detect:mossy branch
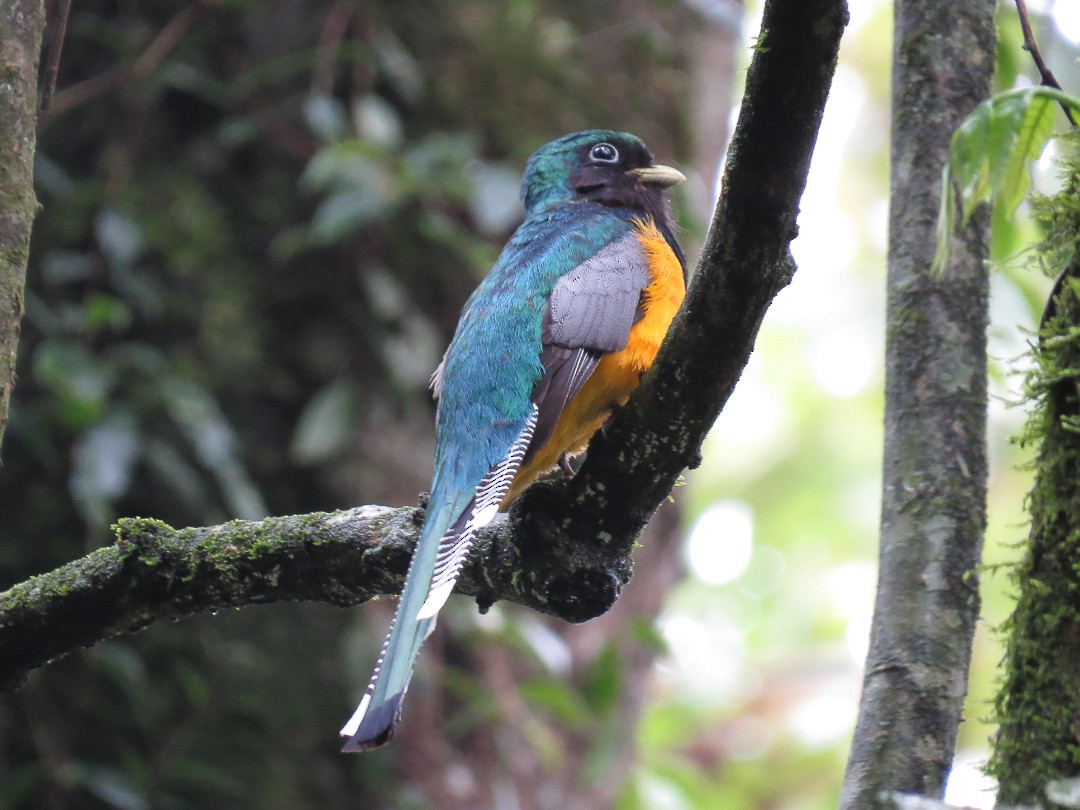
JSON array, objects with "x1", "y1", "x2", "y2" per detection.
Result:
[
  {"x1": 0, "y1": 503, "x2": 643, "y2": 691},
  {"x1": 989, "y1": 139, "x2": 1080, "y2": 807},
  {"x1": 0, "y1": 0, "x2": 847, "y2": 692}
]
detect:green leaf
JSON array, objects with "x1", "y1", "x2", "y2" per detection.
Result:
[
  {"x1": 948, "y1": 99, "x2": 992, "y2": 210},
  {"x1": 352, "y1": 94, "x2": 403, "y2": 148},
  {"x1": 999, "y1": 90, "x2": 1055, "y2": 216},
  {"x1": 518, "y1": 680, "x2": 589, "y2": 726},
  {"x1": 984, "y1": 93, "x2": 1017, "y2": 196},
  {"x1": 301, "y1": 141, "x2": 386, "y2": 192},
  {"x1": 33, "y1": 340, "x2": 112, "y2": 428},
  {"x1": 933, "y1": 166, "x2": 956, "y2": 274},
  {"x1": 71, "y1": 409, "x2": 141, "y2": 531},
  {"x1": 584, "y1": 646, "x2": 623, "y2": 715},
  {"x1": 303, "y1": 95, "x2": 348, "y2": 143},
  {"x1": 65, "y1": 764, "x2": 149, "y2": 810},
  {"x1": 95, "y1": 210, "x2": 144, "y2": 267},
  {"x1": 933, "y1": 86, "x2": 1080, "y2": 274},
  {"x1": 289, "y1": 377, "x2": 360, "y2": 465},
  {"x1": 164, "y1": 378, "x2": 268, "y2": 519},
  {"x1": 85, "y1": 293, "x2": 134, "y2": 333},
  {"x1": 310, "y1": 188, "x2": 393, "y2": 242}
]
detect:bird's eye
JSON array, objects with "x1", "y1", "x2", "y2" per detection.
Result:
[{"x1": 589, "y1": 143, "x2": 619, "y2": 163}]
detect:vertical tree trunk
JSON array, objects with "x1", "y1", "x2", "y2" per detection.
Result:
[
  {"x1": 990, "y1": 150, "x2": 1080, "y2": 807},
  {"x1": 0, "y1": 0, "x2": 44, "y2": 463},
  {"x1": 840, "y1": 2, "x2": 995, "y2": 806}
]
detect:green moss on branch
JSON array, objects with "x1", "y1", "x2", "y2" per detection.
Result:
[
  {"x1": 991, "y1": 139, "x2": 1080, "y2": 807},
  {"x1": 0, "y1": 502, "x2": 645, "y2": 690},
  {"x1": 0, "y1": 0, "x2": 847, "y2": 697}
]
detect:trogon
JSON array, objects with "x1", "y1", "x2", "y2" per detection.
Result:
[{"x1": 340, "y1": 130, "x2": 686, "y2": 752}]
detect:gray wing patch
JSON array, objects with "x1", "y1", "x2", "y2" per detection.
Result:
[
  {"x1": 525, "y1": 233, "x2": 650, "y2": 462},
  {"x1": 544, "y1": 233, "x2": 649, "y2": 352}
]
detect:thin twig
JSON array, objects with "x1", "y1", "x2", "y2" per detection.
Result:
[
  {"x1": 1017, "y1": 0, "x2": 1079, "y2": 330},
  {"x1": 131, "y1": 4, "x2": 205, "y2": 77},
  {"x1": 310, "y1": 3, "x2": 353, "y2": 99},
  {"x1": 38, "y1": 0, "x2": 72, "y2": 113},
  {"x1": 42, "y1": 4, "x2": 206, "y2": 121},
  {"x1": 1015, "y1": 0, "x2": 1079, "y2": 127}
]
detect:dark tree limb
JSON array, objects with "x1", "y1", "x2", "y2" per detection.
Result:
[
  {"x1": 38, "y1": 0, "x2": 71, "y2": 113},
  {"x1": 0, "y1": 0, "x2": 847, "y2": 692},
  {"x1": 0, "y1": 506, "x2": 638, "y2": 691},
  {"x1": 840, "y1": 1, "x2": 995, "y2": 806}
]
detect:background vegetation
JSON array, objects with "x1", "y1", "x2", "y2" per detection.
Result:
[{"x1": 2, "y1": 0, "x2": 1079, "y2": 808}]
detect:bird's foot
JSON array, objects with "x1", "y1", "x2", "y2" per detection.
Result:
[{"x1": 559, "y1": 453, "x2": 575, "y2": 478}]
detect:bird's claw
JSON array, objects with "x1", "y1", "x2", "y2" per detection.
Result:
[{"x1": 559, "y1": 454, "x2": 575, "y2": 478}]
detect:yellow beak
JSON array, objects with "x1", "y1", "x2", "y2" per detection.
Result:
[{"x1": 631, "y1": 164, "x2": 686, "y2": 188}]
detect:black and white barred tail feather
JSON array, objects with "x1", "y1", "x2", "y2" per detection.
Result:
[
  {"x1": 339, "y1": 406, "x2": 538, "y2": 752},
  {"x1": 418, "y1": 407, "x2": 537, "y2": 619}
]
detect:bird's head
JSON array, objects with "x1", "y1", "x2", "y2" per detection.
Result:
[{"x1": 521, "y1": 130, "x2": 684, "y2": 217}]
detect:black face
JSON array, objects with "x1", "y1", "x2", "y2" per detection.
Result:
[{"x1": 568, "y1": 136, "x2": 667, "y2": 217}]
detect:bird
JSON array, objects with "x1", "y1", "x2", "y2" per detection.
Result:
[{"x1": 339, "y1": 129, "x2": 686, "y2": 752}]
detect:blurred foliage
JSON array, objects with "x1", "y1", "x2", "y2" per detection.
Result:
[
  {"x1": 5, "y1": 0, "x2": 1074, "y2": 807},
  {"x1": 934, "y1": 86, "x2": 1080, "y2": 275},
  {"x1": 1, "y1": 0, "x2": 695, "y2": 807}
]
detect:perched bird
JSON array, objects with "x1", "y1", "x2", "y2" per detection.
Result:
[{"x1": 340, "y1": 130, "x2": 686, "y2": 752}]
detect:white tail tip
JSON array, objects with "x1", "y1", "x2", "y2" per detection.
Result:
[
  {"x1": 472, "y1": 503, "x2": 499, "y2": 529},
  {"x1": 339, "y1": 693, "x2": 372, "y2": 738},
  {"x1": 416, "y1": 581, "x2": 455, "y2": 621}
]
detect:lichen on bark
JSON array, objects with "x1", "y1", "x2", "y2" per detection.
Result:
[
  {"x1": 840, "y1": 1, "x2": 994, "y2": 806},
  {"x1": 990, "y1": 136, "x2": 1080, "y2": 807},
  {"x1": 0, "y1": 0, "x2": 45, "y2": 462}
]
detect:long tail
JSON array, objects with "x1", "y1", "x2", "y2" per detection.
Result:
[
  {"x1": 339, "y1": 405, "x2": 538, "y2": 752},
  {"x1": 338, "y1": 486, "x2": 470, "y2": 752}
]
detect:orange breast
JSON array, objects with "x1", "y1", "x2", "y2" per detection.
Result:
[{"x1": 503, "y1": 217, "x2": 686, "y2": 505}]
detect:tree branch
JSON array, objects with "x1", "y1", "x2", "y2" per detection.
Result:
[
  {"x1": 0, "y1": 0, "x2": 848, "y2": 691},
  {"x1": 0, "y1": 505, "x2": 644, "y2": 691},
  {"x1": 38, "y1": 0, "x2": 71, "y2": 113},
  {"x1": 40, "y1": 3, "x2": 207, "y2": 122},
  {"x1": 1014, "y1": 0, "x2": 1079, "y2": 127}
]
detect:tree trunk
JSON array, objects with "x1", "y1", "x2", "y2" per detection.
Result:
[
  {"x1": 840, "y1": 1, "x2": 994, "y2": 806},
  {"x1": 0, "y1": 0, "x2": 44, "y2": 463},
  {"x1": 990, "y1": 146, "x2": 1080, "y2": 808}
]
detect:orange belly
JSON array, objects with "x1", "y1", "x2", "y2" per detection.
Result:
[{"x1": 503, "y1": 217, "x2": 685, "y2": 505}]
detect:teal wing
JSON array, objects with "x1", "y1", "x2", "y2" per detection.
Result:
[{"x1": 340, "y1": 204, "x2": 639, "y2": 751}]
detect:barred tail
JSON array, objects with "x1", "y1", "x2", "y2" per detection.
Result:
[{"x1": 339, "y1": 405, "x2": 537, "y2": 752}]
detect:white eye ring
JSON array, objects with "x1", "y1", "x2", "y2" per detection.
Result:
[{"x1": 589, "y1": 143, "x2": 619, "y2": 163}]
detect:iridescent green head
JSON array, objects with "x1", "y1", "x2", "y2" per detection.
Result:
[{"x1": 521, "y1": 130, "x2": 684, "y2": 216}]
